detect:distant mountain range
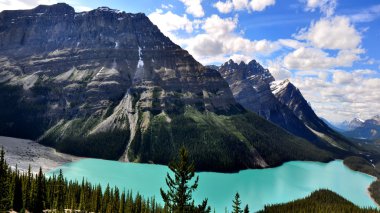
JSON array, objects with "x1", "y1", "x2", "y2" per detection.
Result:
[
  {"x1": 0, "y1": 3, "x2": 360, "y2": 171},
  {"x1": 334, "y1": 116, "x2": 380, "y2": 140}
]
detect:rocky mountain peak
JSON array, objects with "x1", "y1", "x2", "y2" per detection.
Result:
[
  {"x1": 95, "y1": 6, "x2": 123, "y2": 14},
  {"x1": 0, "y1": 3, "x2": 360, "y2": 171},
  {"x1": 219, "y1": 59, "x2": 274, "y2": 84},
  {"x1": 34, "y1": 3, "x2": 75, "y2": 14},
  {"x1": 349, "y1": 118, "x2": 365, "y2": 129},
  {"x1": 270, "y1": 79, "x2": 291, "y2": 95}
]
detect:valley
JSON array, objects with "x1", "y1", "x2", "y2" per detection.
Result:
[{"x1": 0, "y1": 1, "x2": 379, "y2": 212}]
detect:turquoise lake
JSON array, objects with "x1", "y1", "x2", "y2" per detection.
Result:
[{"x1": 47, "y1": 159, "x2": 378, "y2": 212}]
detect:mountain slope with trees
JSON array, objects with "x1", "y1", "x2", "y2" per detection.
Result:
[{"x1": 0, "y1": 3, "x2": 345, "y2": 172}]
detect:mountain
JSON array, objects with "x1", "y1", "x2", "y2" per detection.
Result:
[
  {"x1": 0, "y1": 3, "x2": 336, "y2": 172},
  {"x1": 348, "y1": 118, "x2": 365, "y2": 130},
  {"x1": 343, "y1": 115, "x2": 380, "y2": 140},
  {"x1": 218, "y1": 60, "x2": 321, "y2": 144},
  {"x1": 218, "y1": 59, "x2": 357, "y2": 153}
]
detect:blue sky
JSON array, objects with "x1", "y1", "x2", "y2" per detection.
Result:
[{"x1": 0, "y1": 0, "x2": 379, "y2": 123}]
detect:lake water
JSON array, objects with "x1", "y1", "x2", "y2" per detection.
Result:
[{"x1": 47, "y1": 159, "x2": 378, "y2": 212}]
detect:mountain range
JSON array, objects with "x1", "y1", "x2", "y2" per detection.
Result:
[
  {"x1": 216, "y1": 60, "x2": 356, "y2": 153},
  {"x1": 336, "y1": 116, "x2": 380, "y2": 140},
  {"x1": 0, "y1": 3, "x2": 359, "y2": 172}
]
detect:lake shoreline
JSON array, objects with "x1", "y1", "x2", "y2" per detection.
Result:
[
  {"x1": 1, "y1": 136, "x2": 378, "y2": 211},
  {"x1": 0, "y1": 136, "x2": 81, "y2": 173},
  {"x1": 343, "y1": 156, "x2": 380, "y2": 207}
]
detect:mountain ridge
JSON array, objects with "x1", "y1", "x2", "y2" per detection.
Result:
[
  {"x1": 0, "y1": 3, "x2": 358, "y2": 172},
  {"x1": 217, "y1": 59, "x2": 357, "y2": 154}
]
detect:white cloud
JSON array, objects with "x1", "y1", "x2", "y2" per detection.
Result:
[
  {"x1": 296, "y1": 16, "x2": 361, "y2": 50},
  {"x1": 148, "y1": 9, "x2": 194, "y2": 35},
  {"x1": 229, "y1": 54, "x2": 252, "y2": 63},
  {"x1": 283, "y1": 16, "x2": 364, "y2": 71},
  {"x1": 149, "y1": 12, "x2": 279, "y2": 64},
  {"x1": 278, "y1": 39, "x2": 305, "y2": 49},
  {"x1": 214, "y1": 1, "x2": 234, "y2": 13},
  {"x1": 179, "y1": 0, "x2": 205, "y2": 17},
  {"x1": 350, "y1": 4, "x2": 380, "y2": 23},
  {"x1": 304, "y1": 0, "x2": 337, "y2": 17},
  {"x1": 0, "y1": 0, "x2": 91, "y2": 12},
  {"x1": 161, "y1": 4, "x2": 174, "y2": 9},
  {"x1": 181, "y1": 14, "x2": 280, "y2": 64},
  {"x1": 291, "y1": 69, "x2": 380, "y2": 122},
  {"x1": 213, "y1": 0, "x2": 275, "y2": 13},
  {"x1": 283, "y1": 47, "x2": 363, "y2": 71},
  {"x1": 202, "y1": 14, "x2": 237, "y2": 37},
  {"x1": 332, "y1": 70, "x2": 352, "y2": 84},
  {"x1": 190, "y1": 34, "x2": 224, "y2": 56},
  {"x1": 249, "y1": 0, "x2": 275, "y2": 12},
  {"x1": 267, "y1": 59, "x2": 291, "y2": 80}
]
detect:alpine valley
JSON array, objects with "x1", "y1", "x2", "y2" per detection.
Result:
[{"x1": 0, "y1": 3, "x2": 360, "y2": 173}]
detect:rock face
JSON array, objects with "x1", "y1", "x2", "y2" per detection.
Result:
[
  {"x1": 0, "y1": 4, "x2": 350, "y2": 171},
  {"x1": 270, "y1": 79, "x2": 356, "y2": 151},
  {"x1": 219, "y1": 60, "x2": 320, "y2": 144},
  {"x1": 218, "y1": 59, "x2": 357, "y2": 153},
  {"x1": 343, "y1": 116, "x2": 380, "y2": 140}
]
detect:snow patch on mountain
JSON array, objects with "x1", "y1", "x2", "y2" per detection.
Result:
[{"x1": 270, "y1": 79, "x2": 290, "y2": 95}]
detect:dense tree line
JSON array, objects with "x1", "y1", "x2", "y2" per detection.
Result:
[
  {"x1": 259, "y1": 189, "x2": 379, "y2": 213},
  {"x1": 0, "y1": 147, "x2": 165, "y2": 212},
  {"x1": 130, "y1": 109, "x2": 333, "y2": 173},
  {"x1": 2, "y1": 146, "x2": 378, "y2": 213}
]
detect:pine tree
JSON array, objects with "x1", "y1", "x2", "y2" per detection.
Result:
[
  {"x1": 232, "y1": 193, "x2": 242, "y2": 213},
  {"x1": 243, "y1": 204, "x2": 249, "y2": 213},
  {"x1": 119, "y1": 191, "x2": 126, "y2": 213},
  {"x1": 55, "y1": 169, "x2": 65, "y2": 212},
  {"x1": 103, "y1": 184, "x2": 111, "y2": 213},
  {"x1": 33, "y1": 168, "x2": 45, "y2": 213},
  {"x1": 0, "y1": 147, "x2": 11, "y2": 211},
  {"x1": 24, "y1": 165, "x2": 32, "y2": 211},
  {"x1": 160, "y1": 147, "x2": 210, "y2": 213},
  {"x1": 12, "y1": 171, "x2": 23, "y2": 212}
]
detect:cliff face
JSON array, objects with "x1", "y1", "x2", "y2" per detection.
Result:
[
  {"x1": 271, "y1": 80, "x2": 358, "y2": 152},
  {"x1": 218, "y1": 59, "x2": 358, "y2": 154},
  {"x1": 0, "y1": 4, "x2": 339, "y2": 171},
  {"x1": 0, "y1": 3, "x2": 239, "y2": 120},
  {"x1": 219, "y1": 60, "x2": 320, "y2": 144}
]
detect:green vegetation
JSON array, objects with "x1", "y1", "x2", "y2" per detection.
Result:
[
  {"x1": 41, "y1": 129, "x2": 130, "y2": 160},
  {"x1": 0, "y1": 84, "x2": 48, "y2": 139},
  {"x1": 1, "y1": 147, "x2": 379, "y2": 212},
  {"x1": 130, "y1": 107, "x2": 333, "y2": 172},
  {"x1": 232, "y1": 193, "x2": 243, "y2": 213},
  {"x1": 39, "y1": 117, "x2": 130, "y2": 160},
  {"x1": 343, "y1": 155, "x2": 380, "y2": 207},
  {"x1": 369, "y1": 181, "x2": 380, "y2": 206},
  {"x1": 0, "y1": 84, "x2": 347, "y2": 173},
  {"x1": 344, "y1": 156, "x2": 379, "y2": 177},
  {"x1": 259, "y1": 189, "x2": 379, "y2": 213},
  {"x1": 0, "y1": 147, "x2": 165, "y2": 213},
  {"x1": 160, "y1": 147, "x2": 210, "y2": 212}
]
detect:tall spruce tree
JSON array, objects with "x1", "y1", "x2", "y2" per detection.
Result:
[
  {"x1": 232, "y1": 193, "x2": 242, "y2": 213},
  {"x1": 24, "y1": 165, "x2": 32, "y2": 211},
  {"x1": 55, "y1": 169, "x2": 65, "y2": 212},
  {"x1": 160, "y1": 147, "x2": 210, "y2": 213},
  {"x1": 243, "y1": 204, "x2": 249, "y2": 213},
  {"x1": 33, "y1": 168, "x2": 45, "y2": 213},
  {"x1": 12, "y1": 171, "x2": 23, "y2": 212},
  {"x1": 0, "y1": 147, "x2": 10, "y2": 211}
]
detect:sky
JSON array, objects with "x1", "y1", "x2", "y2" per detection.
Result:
[{"x1": 0, "y1": 0, "x2": 379, "y2": 123}]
